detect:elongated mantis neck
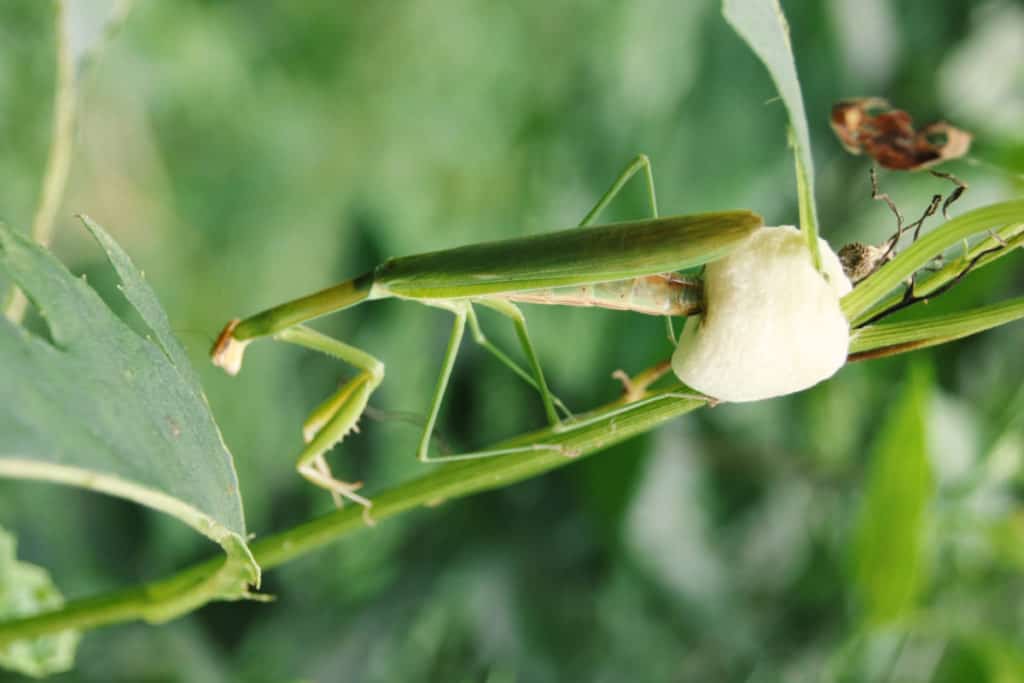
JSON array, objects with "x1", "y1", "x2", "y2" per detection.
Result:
[
  {"x1": 235, "y1": 271, "x2": 376, "y2": 340},
  {"x1": 211, "y1": 271, "x2": 376, "y2": 374}
]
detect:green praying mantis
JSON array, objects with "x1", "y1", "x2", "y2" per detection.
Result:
[
  {"x1": 210, "y1": 144, "x2": 1023, "y2": 517},
  {"x1": 211, "y1": 155, "x2": 763, "y2": 511}
]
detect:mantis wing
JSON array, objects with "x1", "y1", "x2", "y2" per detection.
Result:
[{"x1": 375, "y1": 210, "x2": 762, "y2": 299}]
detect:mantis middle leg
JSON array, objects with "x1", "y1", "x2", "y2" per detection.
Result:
[{"x1": 415, "y1": 301, "x2": 568, "y2": 463}]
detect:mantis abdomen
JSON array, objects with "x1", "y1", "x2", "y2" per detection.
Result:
[{"x1": 496, "y1": 273, "x2": 703, "y2": 316}]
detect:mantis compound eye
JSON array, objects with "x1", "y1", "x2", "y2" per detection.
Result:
[{"x1": 671, "y1": 226, "x2": 852, "y2": 402}]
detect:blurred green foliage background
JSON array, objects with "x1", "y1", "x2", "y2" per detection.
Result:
[{"x1": 2, "y1": 0, "x2": 1023, "y2": 680}]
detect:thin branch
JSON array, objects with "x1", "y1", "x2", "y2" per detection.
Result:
[{"x1": 4, "y1": 0, "x2": 76, "y2": 323}]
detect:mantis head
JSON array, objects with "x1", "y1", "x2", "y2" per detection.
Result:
[{"x1": 211, "y1": 319, "x2": 250, "y2": 376}]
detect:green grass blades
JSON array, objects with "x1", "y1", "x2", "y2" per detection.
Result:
[
  {"x1": 852, "y1": 364, "x2": 934, "y2": 625},
  {"x1": 842, "y1": 200, "x2": 1024, "y2": 324},
  {"x1": 849, "y1": 296, "x2": 1024, "y2": 361}
]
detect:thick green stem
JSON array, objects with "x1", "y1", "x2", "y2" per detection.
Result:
[
  {"x1": 0, "y1": 537, "x2": 254, "y2": 646},
  {"x1": 0, "y1": 386, "x2": 706, "y2": 647},
  {"x1": 791, "y1": 127, "x2": 823, "y2": 273}
]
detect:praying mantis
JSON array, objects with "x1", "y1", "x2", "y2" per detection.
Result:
[{"x1": 211, "y1": 155, "x2": 763, "y2": 511}]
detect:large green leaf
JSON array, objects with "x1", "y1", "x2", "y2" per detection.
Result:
[
  {"x1": 852, "y1": 364, "x2": 934, "y2": 624},
  {"x1": 0, "y1": 218, "x2": 257, "y2": 594},
  {"x1": 0, "y1": 527, "x2": 78, "y2": 678},
  {"x1": 723, "y1": 0, "x2": 822, "y2": 270}
]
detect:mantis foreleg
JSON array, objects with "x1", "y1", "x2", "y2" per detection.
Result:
[{"x1": 275, "y1": 325, "x2": 383, "y2": 509}]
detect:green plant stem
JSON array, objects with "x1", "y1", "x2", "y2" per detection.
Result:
[
  {"x1": 3, "y1": 0, "x2": 75, "y2": 323},
  {"x1": 0, "y1": 558, "x2": 231, "y2": 647},
  {"x1": 791, "y1": 127, "x2": 823, "y2": 272},
  {"x1": 722, "y1": 0, "x2": 823, "y2": 272},
  {"x1": 848, "y1": 296, "x2": 1024, "y2": 361},
  {"x1": 0, "y1": 386, "x2": 706, "y2": 647}
]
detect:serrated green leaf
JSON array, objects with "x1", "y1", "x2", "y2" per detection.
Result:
[
  {"x1": 0, "y1": 526, "x2": 78, "y2": 678},
  {"x1": 852, "y1": 365, "x2": 934, "y2": 625},
  {"x1": 0, "y1": 218, "x2": 257, "y2": 592},
  {"x1": 723, "y1": 0, "x2": 821, "y2": 270}
]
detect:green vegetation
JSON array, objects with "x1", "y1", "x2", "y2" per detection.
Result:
[{"x1": 1, "y1": 1, "x2": 1023, "y2": 680}]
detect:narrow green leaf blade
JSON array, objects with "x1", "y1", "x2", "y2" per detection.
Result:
[
  {"x1": 0, "y1": 220, "x2": 255, "y2": 579},
  {"x1": 65, "y1": 0, "x2": 135, "y2": 77},
  {"x1": 849, "y1": 296, "x2": 1024, "y2": 361},
  {"x1": 851, "y1": 222, "x2": 1024, "y2": 328},
  {"x1": 0, "y1": 527, "x2": 78, "y2": 677},
  {"x1": 852, "y1": 365, "x2": 934, "y2": 625},
  {"x1": 723, "y1": 0, "x2": 821, "y2": 270}
]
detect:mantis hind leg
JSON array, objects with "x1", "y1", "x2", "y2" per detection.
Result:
[
  {"x1": 415, "y1": 303, "x2": 568, "y2": 463},
  {"x1": 467, "y1": 301, "x2": 564, "y2": 425},
  {"x1": 414, "y1": 332, "x2": 708, "y2": 465},
  {"x1": 275, "y1": 325, "x2": 383, "y2": 512}
]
